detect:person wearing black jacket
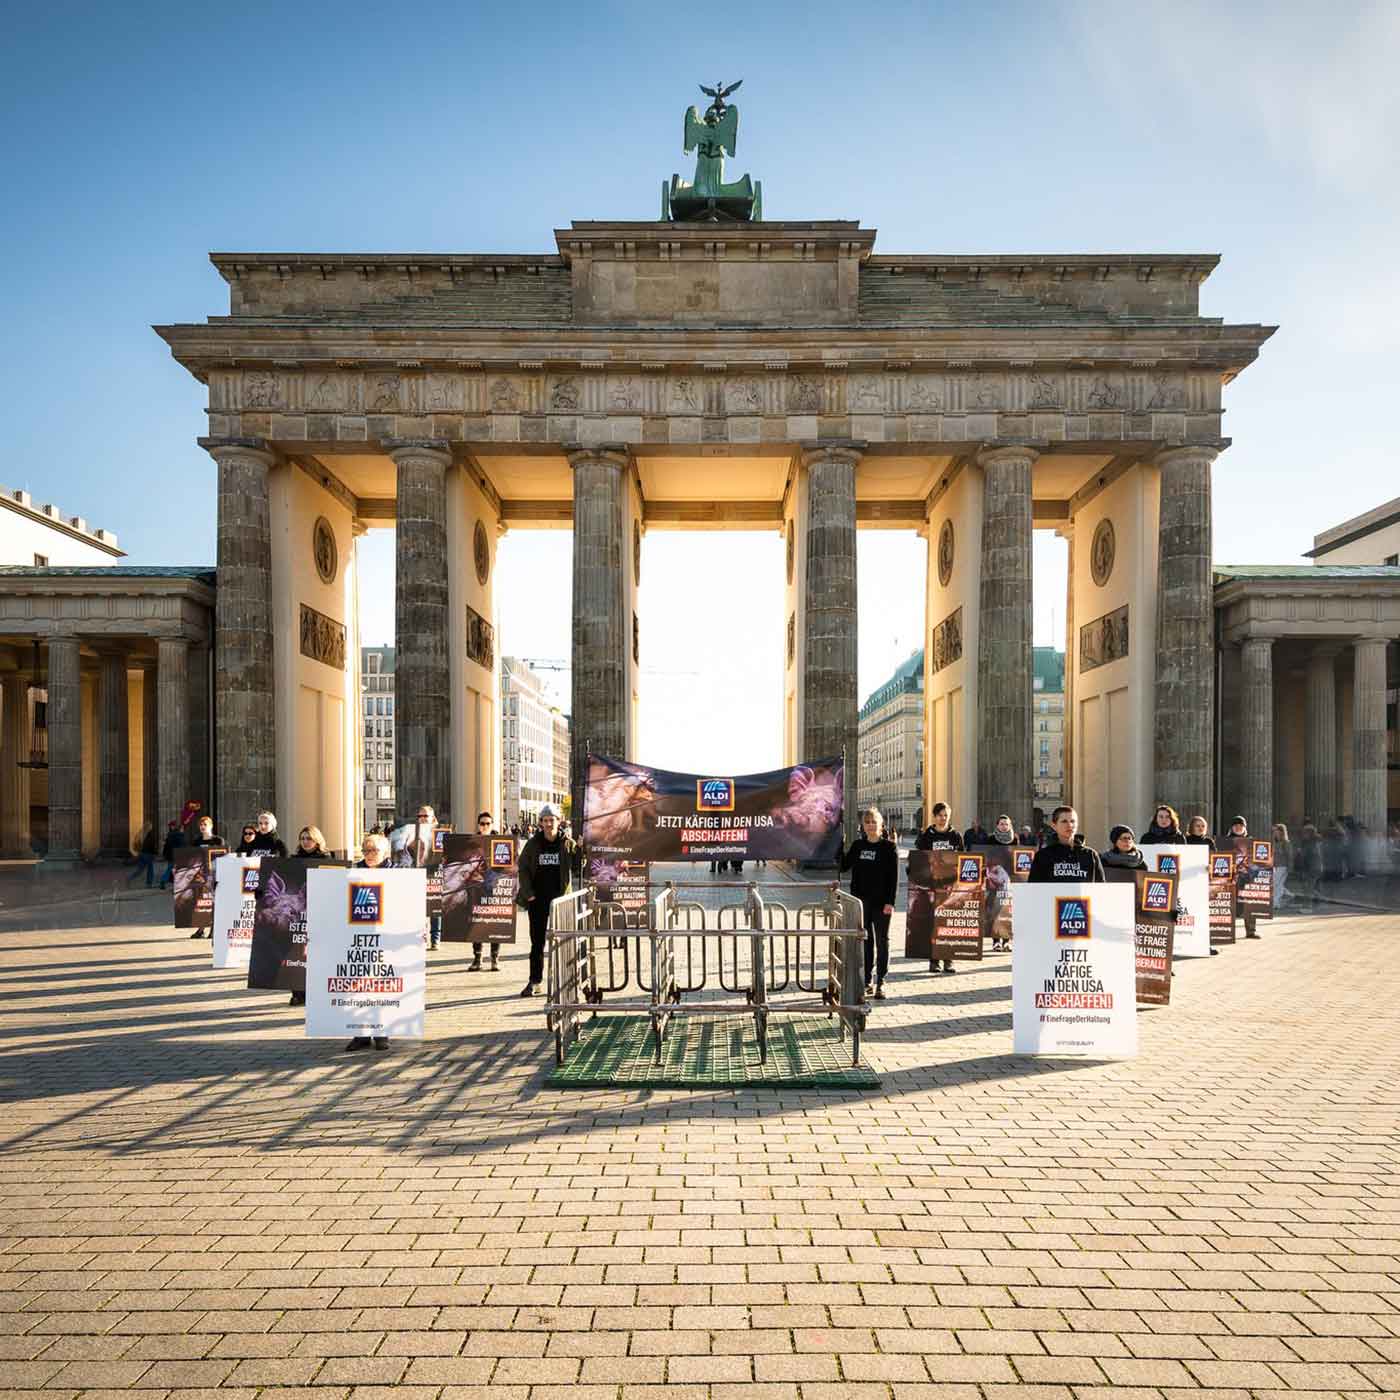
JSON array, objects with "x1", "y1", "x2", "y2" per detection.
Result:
[
  {"x1": 247, "y1": 811, "x2": 288, "y2": 859},
  {"x1": 963, "y1": 817, "x2": 989, "y2": 848},
  {"x1": 1140, "y1": 804, "x2": 1183, "y2": 845},
  {"x1": 1225, "y1": 815, "x2": 1263, "y2": 939},
  {"x1": 345, "y1": 833, "x2": 393, "y2": 1052},
  {"x1": 159, "y1": 821, "x2": 185, "y2": 889},
  {"x1": 1100, "y1": 824, "x2": 1147, "y2": 873},
  {"x1": 517, "y1": 804, "x2": 574, "y2": 997},
  {"x1": 915, "y1": 802, "x2": 963, "y2": 974},
  {"x1": 1185, "y1": 815, "x2": 1215, "y2": 850},
  {"x1": 841, "y1": 807, "x2": 898, "y2": 999},
  {"x1": 1028, "y1": 807, "x2": 1106, "y2": 883}
]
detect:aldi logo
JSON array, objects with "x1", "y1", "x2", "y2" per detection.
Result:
[
  {"x1": 348, "y1": 882, "x2": 383, "y2": 924},
  {"x1": 696, "y1": 778, "x2": 735, "y2": 812},
  {"x1": 241, "y1": 867, "x2": 261, "y2": 895},
  {"x1": 1013, "y1": 849, "x2": 1033, "y2": 877},
  {"x1": 1155, "y1": 853, "x2": 1179, "y2": 876},
  {"x1": 490, "y1": 839, "x2": 515, "y2": 868},
  {"x1": 1055, "y1": 896, "x2": 1091, "y2": 939},
  {"x1": 1142, "y1": 875, "x2": 1174, "y2": 912},
  {"x1": 1252, "y1": 840, "x2": 1273, "y2": 866},
  {"x1": 957, "y1": 854, "x2": 983, "y2": 886},
  {"x1": 1211, "y1": 854, "x2": 1234, "y2": 881}
]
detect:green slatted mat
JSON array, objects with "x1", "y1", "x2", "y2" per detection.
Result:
[{"x1": 546, "y1": 1014, "x2": 879, "y2": 1090}]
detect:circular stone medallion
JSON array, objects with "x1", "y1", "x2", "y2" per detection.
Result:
[
  {"x1": 474, "y1": 520, "x2": 490, "y2": 585},
  {"x1": 312, "y1": 516, "x2": 337, "y2": 585},
  {"x1": 937, "y1": 518, "x2": 955, "y2": 588},
  {"x1": 1090, "y1": 517, "x2": 1116, "y2": 587}
]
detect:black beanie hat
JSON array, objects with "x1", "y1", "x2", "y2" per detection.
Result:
[{"x1": 1108, "y1": 824, "x2": 1135, "y2": 845}]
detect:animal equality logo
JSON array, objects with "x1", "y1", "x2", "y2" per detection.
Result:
[
  {"x1": 1155, "y1": 853, "x2": 1179, "y2": 875},
  {"x1": 348, "y1": 882, "x2": 383, "y2": 924},
  {"x1": 1142, "y1": 875, "x2": 1174, "y2": 912},
  {"x1": 1055, "y1": 896, "x2": 1091, "y2": 940},
  {"x1": 696, "y1": 778, "x2": 735, "y2": 812},
  {"x1": 957, "y1": 855, "x2": 983, "y2": 886}
]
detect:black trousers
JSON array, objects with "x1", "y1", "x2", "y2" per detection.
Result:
[
  {"x1": 862, "y1": 899, "x2": 891, "y2": 985},
  {"x1": 527, "y1": 899, "x2": 552, "y2": 985}
]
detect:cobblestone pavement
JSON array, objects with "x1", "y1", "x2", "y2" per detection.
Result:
[{"x1": 2, "y1": 899, "x2": 1399, "y2": 1400}]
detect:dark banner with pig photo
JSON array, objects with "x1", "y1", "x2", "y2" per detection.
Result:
[
  {"x1": 905, "y1": 850, "x2": 985, "y2": 961},
  {"x1": 582, "y1": 754, "x2": 845, "y2": 863},
  {"x1": 425, "y1": 827, "x2": 453, "y2": 918},
  {"x1": 172, "y1": 846, "x2": 224, "y2": 928},
  {"x1": 588, "y1": 856, "x2": 650, "y2": 925},
  {"x1": 440, "y1": 834, "x2": 519, "y2": 943},
  {"x1": 248, "y1": 859, "x2": 341, "y2": 991},
  {"x1": 1133, "y1": 870, "x2": 1176, "y2": 1006},
  {"x1": 1231, "y1": 837, "x2": 1274, "y2": 918},
  {"x1": 1209, "y1": 852, "x2": 1237, "y2": 945},
  {"x1": 978, "y1": 845, "x2": 1034, "y2": 946}
]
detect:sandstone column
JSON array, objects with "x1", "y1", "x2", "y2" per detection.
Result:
[
  {"x1": 0, "y1": 670, "x2": 31, "y2": 857},
  {"x1": 96, "y1": 649, "x2": 131, "y2": 857},
  {"x1": 390, "y1": 441, "x2": 452, "y2": 822},
  {"x1": 46, "y1": 636, "x2": 83, "y2": 862},
  {"x1": 157, "y1": 638, "x2": 190, "y2": 837},
  {"x1": 1239, "y1": 636, "x2": 1274, "y2": 838},
  {"x1": 569, "y1": 449, "x2": 630, "y2": 820},
  {"x1": 1153, "y1": 445, "x2": 1218, "y2": 822},
  {"x1": 802, "y1": 446, "x2": 861, "y2": 837},
  {"x1": 138, "y1": 659, "x2": 158, "y2": 831},
  {"x1": 976, "y1": 445, "x2": 1036, "y2": 825},
  {"x1": 1352, "y1": 636, "x2": 1389, "y2": 868},
  {"x1": 1304, "y1": 645, "x2": 1340, "y2": 828},
  {"x1": 207, "y1": 440, "x2": 276, "y2": 828}
]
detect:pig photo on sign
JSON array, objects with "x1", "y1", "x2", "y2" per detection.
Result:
[
  {"x1": 173, "y1": 860, "x2": 205, "y2": 923},
  {"x1": 443, "y1": 846, "x2": 492, "y2": 920},
  {"x1": 774, "y1": 765, "x2": 843, "y2": 841},
  {"x1": 584, "y1": 760, "x2": 658, "y2": 846},
  {"x1": 260, "y1": 870, "x2": 306, "y2": 934}
]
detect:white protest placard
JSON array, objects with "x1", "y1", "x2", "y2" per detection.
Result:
[
  {"x1": 1144, "y1": 845, "x2": 1210, "y2": 957},
  {"x1": 305, "y1": 867, "x2": 427, "y2": 1039},
  {"x1": 211, "y1": 855, "x2": 260, "y2": 969},
  {"x1": 1012, "y1": 881, "x2": 1137, "y2": 1059}
]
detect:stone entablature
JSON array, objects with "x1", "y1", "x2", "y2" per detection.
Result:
[
  {"x1": 0, "y1": 568, "x2": 215, "y2": 641},
  {"x1": 1214, "y1": 567, "x2": 1400, "y2": 642}
]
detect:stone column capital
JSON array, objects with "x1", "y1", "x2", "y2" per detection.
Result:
[
  {"x1": 1353, "y1": 634, "x2": 1392, "y2": 649},
  {"x1": 798, "y1": 441, "x2": 864, "y2": 471},
  {"x1": 976, "y1": 443, "x2": 1040, "y2": 471},
  {"x1": 565, "y1": 446, "x2": 631, "y2": 473},
  {"x1": 1241, "y1": 636, "x2": 1275, "y2": 657},
  {"x1": 200, "y1": 436, "x2": 276, "y2": 470},
  {"x1": 386, "y1": 440, "x2": 453, "y2": 470},
  {"x1": 1154, "y1": 443, "x2": 1222, "y2": 471}
]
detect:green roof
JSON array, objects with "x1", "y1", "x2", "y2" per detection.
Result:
[
  {"x1": 1215, "y1": 565, "x2": 1400, "y2": 581},
  {"x1": 860, "y1": 649, "x2": 924, "y2": 719},
  {"x1": 0, "y1": 565, "x2": 215, "y2": 582},
  {"x1": 1033, "y1": 647, "x2": 1065, "y2": 693}
]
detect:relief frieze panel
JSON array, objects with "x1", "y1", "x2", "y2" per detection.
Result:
[{"x1": 299, "y1": 603, "x2": 346, "y2": 671}]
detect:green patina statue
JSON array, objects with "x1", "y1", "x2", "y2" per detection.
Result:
[{"x1": 663, "y1": 80, "x2": 763, "y2": 223}]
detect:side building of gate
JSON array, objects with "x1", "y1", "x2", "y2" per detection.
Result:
[{"x1": 157, "y1": 219, "x2": 1272, "y2": 845}]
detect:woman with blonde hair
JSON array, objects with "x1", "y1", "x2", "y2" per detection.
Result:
[
  {"x1": 293, "y1": 825, "x2": 330, "y2": 859},
  {"x1": 840, "y1": 806, "x2": 898, "y2": 1000}
]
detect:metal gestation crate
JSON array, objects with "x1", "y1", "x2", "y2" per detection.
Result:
[{"x1": 546, "y1": 879, "x2": 869, "y2": 1069}]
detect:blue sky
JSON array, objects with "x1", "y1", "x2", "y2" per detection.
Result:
[{"x1": 6, "y1": 1, "x2": 1397, "y2": 771}]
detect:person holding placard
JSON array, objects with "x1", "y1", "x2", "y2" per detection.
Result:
[
  {"x1": 1140, "y1": 804, "x2": 1183, "y2": 845},
  {"x1": 466, "y1": 811, "x2": 503, "y2": 973},
  {"x1": 842, "y1": 806, "x2": 898, "y2": 999},
  {"x1": 1028, "y1": 807, "x2": 1106, "y2": 883},
  {"x1": 1185, "y1": 815, "x2": 1215, "y2": 850},
  {"x1": 346, "y1": 832, "x2": 393, "y2": 1051},
  {"x1": 518, "y1": 805, "x2": 573, "y2": 997},
  {"x1": 1226, "y1": 816, "x2": 1264, "y2": 939},
  {"x1": 1100, "y1": 825, "x2": 1147, "y2": 873},
  {"x1": 247, "y1": 811, "x2": 288, "y2": 859},
  {"x1": 915, "y1": 802, "x2": 963, "y2": 974}
]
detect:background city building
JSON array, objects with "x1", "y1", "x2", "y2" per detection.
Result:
[
  {"x1": 501, "y1": 657, "x2": 569, "y2": 828},
  {"x1": 1032, "y1": 646, "x2": 1066, "y2": 809},
  {"x1": 361, "y1": 646, "x2": 396, "y2": 831},
  {"x1": 856, "y1": 650, "x2": 924, "y2": 837}
]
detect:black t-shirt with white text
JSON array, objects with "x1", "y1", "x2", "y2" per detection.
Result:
[{"x1": 1027, "y1": 840, "x2": 1106, "y2": 883}]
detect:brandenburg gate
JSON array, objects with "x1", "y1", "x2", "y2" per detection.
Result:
[{"x1": 156, "y1": 93, "x2": 1272, "y2": 848}]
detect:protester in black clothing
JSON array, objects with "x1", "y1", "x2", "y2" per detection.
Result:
[
  {"x1": 963, "y1": 818, "x2": 988, "y2": 848},
  {"x1": 1028, "y1": 806, "x2": 1106, "y2": 882},
  {"x1": 234, "y1": 824, "x2": 258, "y2": 856},
  {"x1": 1225, "y1": 816, "x2": 1263, "y2": 939},
  {"x1": 345, "y1": 833, "x2": 393, "y2": 1051},
  {"x1": 841, "y1": 806, "x2": 898, "y2": 999},
  {"x1": 1140, "y1": 804, "x2": 1183, "y2": 845},
  {"x1": 915, "y1": 802, "x2": 963, "y2": 974},
  {"x1": 247, "y1": 811, "x2": 288, "y2": 859},
  {"x1": 1185, "y1": 815, "x2": 1215, "y2": 850},
  {"x1": 293, "y1": 825, "x2": 330, "y2": 858},
  {"x1": 518, "y1": 804, "x2": 573, "y2": 996},
  {"x1": 159, "y1": 820, "x2": 185, "y2": 888},
  {"x1": 129, "y1": 822, "x2": 158, "y2": 887},
  {"x1": 193, "y1": 815, "x2": 222, "y2": 849},
  {"x1": 990, "y1": 814, "x2": 1017, "y2": 848},
  {"x1": 467, "y1": 811, "x2": 502, "y2": 973},
  {"x1": 1100, "y1": 824, "x2": 1147, "y2": 873}
]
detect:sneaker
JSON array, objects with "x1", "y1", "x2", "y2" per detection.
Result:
[
  {"x1": 489, "y1": 957, "x2": 499, "y2": 971},
  {"x1": 1246, "y1": 932, "x2": 1261, "y2": 939},
  {"x1": 289, "y1": 990, "x2": 306, "y2": 1006},
  {"x1": 928, "y1": 961, "x2": 938, "y2": 975},
  {"x1": 864, "y1": 983, "x2": 874, "y2": 998},
  {"x1": 189, "y1": 930, "x2": 203, "y2": 940},
  {"x1": 519, "y1": 982, "x2": 536, "y2": 997},
  {"x1": 344, "y1": 1037, "x2": 372, "y2": 1052},
  {"x1": 467, "y1": 959, "x2": 482, "y2": 972},
  {"x1": 1209, "y1": 948, "x2": 1220, "y2": 956},
  {"x1": 873, "y1": 983, "x2": 887, "y2": 1000},
  {"x1": 372, "y1": 1037, "x2": 389, "y2": 1051},
  {"x1": 942, "y1": 961, "x2": 954, "y2": 975}
]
